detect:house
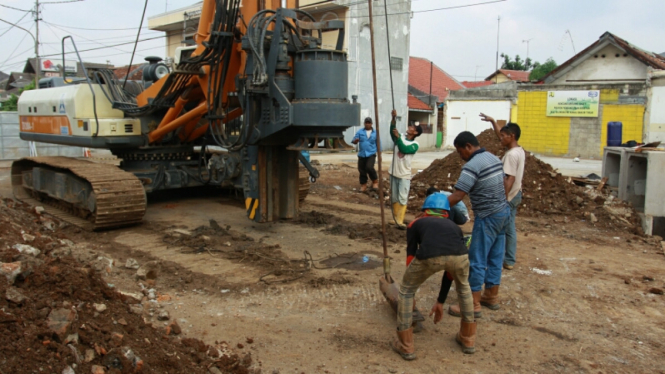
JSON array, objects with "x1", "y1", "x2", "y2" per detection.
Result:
[
  {"x1": 149, "y1": 0, "x2": 412, "y2": 151},
  {"x1": 4, "y1": 72, "x2": 35, "y2": 92},
  {"x1": 407, "y1": 56, "x2": 464, "y2": 148},
  {"x1": 147, "y1": 2, "x2": 203, "y2": 59},
  {"x1": 113, "y1": 64, "x2": 147, "y2": 81},
  {"x1": 23, "y1": 58, "x2": 112, "y2": 80},
  {"x1": 444, "y1": 32, "x2": 665, "y2": 156},
  {"x1": 541, "y1": 32, "x2": 665, "y2": 84},
  {"x1": 485, "y1": 69, "x2": 531, "y2": 84}
]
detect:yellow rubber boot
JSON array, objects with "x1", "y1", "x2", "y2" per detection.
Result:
[{"x1": 393, "y1": 203, "x2": 407, "y2": 229}]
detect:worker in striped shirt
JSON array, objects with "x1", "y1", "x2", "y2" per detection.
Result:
[{"x1": 447, "y1": 131, "x2": 511, "y2": 319}]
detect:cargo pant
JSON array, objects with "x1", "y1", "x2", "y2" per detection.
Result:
[{"x1": 397, "y1": 254, "x2": 474, "y2": 331}]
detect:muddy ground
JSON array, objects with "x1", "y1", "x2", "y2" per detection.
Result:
[{"x1": 1, "y1": 158, "x2": 665, "y2": 373}]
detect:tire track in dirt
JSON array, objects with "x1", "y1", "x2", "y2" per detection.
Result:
[{"x1": 201, "y1": 282, "x2": 387, "y2": 318}]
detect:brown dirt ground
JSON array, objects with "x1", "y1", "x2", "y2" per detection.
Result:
[
  {"x1": 0, "y1": 199, "x2": 257, "y2": 374},
  {"x1": 1, "y1": 158, "x2": 665, "y2": 373}
]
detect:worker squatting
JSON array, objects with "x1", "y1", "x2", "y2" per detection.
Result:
[{"x1": 387, "y1": 112, "x2": 525, "y2": 360}]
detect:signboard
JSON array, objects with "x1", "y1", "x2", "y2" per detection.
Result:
[
  {"x1": 546, "y1": 90, "x2": 600, "y2": 117},
  {"x1": 40, "y1": 59, "x2": 77, "y2": 74}
]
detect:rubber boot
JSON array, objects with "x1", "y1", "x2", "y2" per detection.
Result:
[
  {"x1": 455, "y1": 320, "x2": 477, "y2": 354},
  {"x1": 392, "y1": 203, "x2": 406, "y2": 229},
  {"x1": 396, "y1": 203, "x2": 407, "y2": 230},
  {"x1": 448, "y1": 291, "x2": 482, "y2": 319},
  {"x1": 371, "y1": 179, "x2": 379, "y2": 190},
  {"x1": 391, "y1": 328, "x2": 416, "y2": 360},
  {"x1": 480, "y1": 285, "x2": 500, "y2": 310},
  {"x1": 360, "y1": 183, "x2": 368, "y2": 192}
]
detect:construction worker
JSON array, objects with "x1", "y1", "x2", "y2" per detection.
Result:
[
  {"x1": 389, "y1": 110, "x2": 422, "y2": 229},
  {"x1": 447, "y1": 131, "x2": 510, "y2": 318},
  {"x1": 424, "y1": 187, "x2": 470, "y2": 225},
  {"x1": 391, "y1": 193, "x2": 476, "y2": 360},
  {"x1": 480, "y1": 113, "x2": 525, "y2": 270},
  {"x1": 352, "y1": 117, "x2": 379, "y2": 192}
]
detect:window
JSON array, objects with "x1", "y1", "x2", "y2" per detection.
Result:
[
  {"x1": 390, "y1": 57, "x2": 403, "y2": 71},
  {"x1": 420, "y1": 123, "x2": 433, "y2": 134}
]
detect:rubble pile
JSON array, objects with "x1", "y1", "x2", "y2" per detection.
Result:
[
  {"x1": 409, "y1": 130, "x2": 643, "y2": 234},
  {"x1": 0, "y1": 199, "x2": 257, "y2": 374}
]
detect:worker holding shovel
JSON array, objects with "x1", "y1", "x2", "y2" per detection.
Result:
[{"x1": 391, "y1": 193, "x2": 477, "y2": 360}]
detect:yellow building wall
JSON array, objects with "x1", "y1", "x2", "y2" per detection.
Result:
[
  {"x1": 510, "y1": 101, "x2": 518, "y2": 122},
  {"x1": 600, "y1": 89, "x2": 620, "y2": 103},
  {"x1": 600, "y1": 105, "x2": 645, "y2": 155},
  {"x1": 516, "y1": 91, "x2": 570, "y2": 156}
]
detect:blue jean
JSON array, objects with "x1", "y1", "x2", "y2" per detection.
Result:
[
  {"x1": 468, "y1": 205, "x2": 511, "y2": 292},
  {"x1": 504, "y1": 191, "x2": 522, "y2": 266}
]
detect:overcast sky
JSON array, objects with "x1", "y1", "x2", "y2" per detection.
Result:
[{"x1": 0, "y1": 0, "x2": 664, "y2": 80}]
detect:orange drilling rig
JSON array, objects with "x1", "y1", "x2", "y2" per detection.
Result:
[{"x1": 12, "y1": 0, "x2": 359, "y2": 230}]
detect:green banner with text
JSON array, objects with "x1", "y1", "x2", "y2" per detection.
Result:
[{"x1": 546, "y1": 90, "x2": 600, "y2": 117}]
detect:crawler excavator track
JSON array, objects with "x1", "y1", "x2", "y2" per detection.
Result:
[{"x1": 11, "y1": 157, "x2": 147, "y2": 231}]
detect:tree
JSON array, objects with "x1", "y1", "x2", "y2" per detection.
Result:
[
  {"x1": 1, "y1": 81, "x2": 35, "y2": 112},
  {"x1": 528, "y1": 58, "x2": 558, "y2": 81},
  {"x1": 500, "y1": 53, "x2": 534, "y2": 71}
]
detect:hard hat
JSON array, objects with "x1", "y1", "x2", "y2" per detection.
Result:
[
  {"x1": 421, "y1": 192, "x2": 451, "y2": 211},
  {"x1": 364, "y1": 117, "x2": 373, "y2": 124}
]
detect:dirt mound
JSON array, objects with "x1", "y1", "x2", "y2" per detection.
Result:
[
  {"x1": 294, "y1": 211, "x2": 406, "y2": 243},
  {"x1": 0, "y1": 199, "x2": 257, "y2": 374},
  {"x1": 410, "y1": 129, "x2": 643, "y2": 234}
]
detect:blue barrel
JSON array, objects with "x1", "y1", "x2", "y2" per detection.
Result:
[{"x1": 607, "y1": 121, "x2": 622, "y2": 146}]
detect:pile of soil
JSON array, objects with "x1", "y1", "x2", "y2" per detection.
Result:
[
  {"x1": 409, "y1": 129, "x2": 643, "y2": 234},
  {"x1": 0, "y1": 198, "x2": 257, "y2": 374}
]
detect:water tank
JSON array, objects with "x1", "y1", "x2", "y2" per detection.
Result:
[{"x1": 607, "y1": 121, "x2": 622, "y2": 146}]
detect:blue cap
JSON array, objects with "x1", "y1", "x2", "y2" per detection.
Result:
[{"x1": 421, "y1": 192, "x2": 451, "y2": 211}]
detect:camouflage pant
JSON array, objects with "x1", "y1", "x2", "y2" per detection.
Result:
[{"x1": 397, "y1": 255, "x2": 474, "y2": 331}]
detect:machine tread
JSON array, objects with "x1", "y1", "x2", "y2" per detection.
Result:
[{"x1": 12, "y1": 156, "x2": 147, "y2": 231}]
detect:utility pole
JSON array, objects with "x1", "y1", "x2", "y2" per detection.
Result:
[
  {"x1": 34, "y1": 0, "x2": 40, "y2": 90},
  {"x1": 495, "y1": 15, "x2": 500, "y2": 83},
  {"x1": 522, "y1": 38, "x2": 533, "y2": 68}
]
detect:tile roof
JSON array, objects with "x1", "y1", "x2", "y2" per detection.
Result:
[
  {"x1": 408, "y1": 93, "x2": 431, "y2": 111},
  {"x1": 409, "y1": 56, "x2": 464, "y2": 102},
  {"x1": 113, "y1": 64, "x2": 147, "y2": 80},
  {"x1": 542, "y1": 32, "x2": 665, "y2": 83},
  {"x1": 462, "y1": 80, "x2": 494, "y2": 88},
  {"x1": 485, "y1": 69, "x2": 531, "y2": 82}
]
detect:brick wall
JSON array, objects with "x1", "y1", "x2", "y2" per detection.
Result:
[{"x1": 0, "y1": 112, "x2": 85, "y2": 160}]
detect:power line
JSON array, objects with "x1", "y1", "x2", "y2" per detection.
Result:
[
  {"x1": 45, "y1": 21, "x2": 136, "y2": 55},
  {"x1": 0, "y1": 31, "x2": 31, "y2": 70},
  {"x1": 40, "y1": 30, "x2": 161, "y2": 44},
  {"x1": 39, "y1": 35, "x2": 166, "y2": 57},
  {"x1": 0, "y1": 3, "x2": 30, "y2": 12},
  {"x1": 40, "y1": 0, "x2": 85, "y2": 3},
  {"x1": 43, "y1": 21, "x2": 149, "y2": 31},
  {"x1": 0, "y1": 11, "x2": 30, "y2": 38}
]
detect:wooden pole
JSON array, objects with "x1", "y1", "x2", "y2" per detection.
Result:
[{"x1": 367, "y1": 0, "x2": 390, "y2": 280}]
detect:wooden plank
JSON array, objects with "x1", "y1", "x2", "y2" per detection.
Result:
[{"x1": 596, "y1": 176, "x2": 609, "y2": 191}]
